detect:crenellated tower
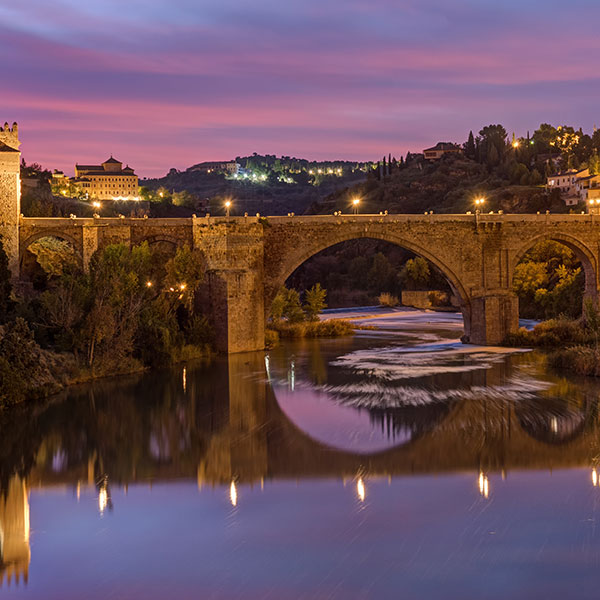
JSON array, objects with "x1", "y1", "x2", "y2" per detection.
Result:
[{"x1": 0, "y1": 121, "x2": 21, "y2": 275}]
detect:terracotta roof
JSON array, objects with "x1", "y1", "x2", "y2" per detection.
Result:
[
  {"x1": 103, "y1": 156, "x2": 122, "y2": 164},
  {"x1": 423, "y1": 142, "x2": 461, "y2": 152}
]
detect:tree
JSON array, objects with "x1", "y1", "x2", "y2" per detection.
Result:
[
  {"x1": 367, "y1": 253, "x2": 396, "y2": 291},
  {"x1": 303, "y1": 283, "x2": 327, "y2": 321},
  {"x1": 479, "y1": 124, "x2": 508, "y2": 165},
  {"x1": 399, "y1": 257, "x2": 431, "y2": 290},
  {"x1": 464, "y1": 131, "x2": 476, "y2": 159}
]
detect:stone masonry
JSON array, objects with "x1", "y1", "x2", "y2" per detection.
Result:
[{"x1": 4, "y1": 123, "x2": 600, "y2": 352}]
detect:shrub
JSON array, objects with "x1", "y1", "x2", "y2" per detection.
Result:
[
  {"x1": 378, "y1": 292, "x2": 399, "y2": 307},
  {"x1": 265, "y1": 328, "x2": 279, "y2": 348},
  {"x1": 548, "y1": 346, "x2": 600, "y2": 377}
]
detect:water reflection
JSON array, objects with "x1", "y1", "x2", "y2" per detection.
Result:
[
  {"x1": 0, "y1": 476, "x2": 30, "y2": 587},
  {"x1": 2, "y1": 341, "x2": 600, "y2": 590}
]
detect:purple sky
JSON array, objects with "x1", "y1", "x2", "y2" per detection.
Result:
[{"x1": 2, "y1": 0, "x2": 599, "y2": 177}]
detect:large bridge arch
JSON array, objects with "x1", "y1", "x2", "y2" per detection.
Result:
[
  {"x1": 263, "y1": 227, "x2": 473, "y2": 338},
  {"x1": 510, "y1": 232, "x2": 599, "y2": 304}
]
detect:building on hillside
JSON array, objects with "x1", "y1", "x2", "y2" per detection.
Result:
[
  {"x1": 575, "y1": 173, "x2": 600, "y2": 205},
  {"x1": 422, "y1": 142, "x2": 462, "y2": 161},
  {"x1": 187, "y1": 161, "x2": 239, "y2": 175},
  {"x1": 546, "y1": 169, "x2": 599, "y2": 206},
  {"x1": 74, "y1": 157, "x2": 138, "y2": 200}
]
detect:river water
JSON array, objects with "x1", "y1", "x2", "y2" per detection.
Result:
[{"x1": 1, "y1": 309, "x2": 600, "y2": 599}]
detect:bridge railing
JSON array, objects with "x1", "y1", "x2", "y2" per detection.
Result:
[{"x1": 19, "y1": 212, "x2": 597, "y2": 226}]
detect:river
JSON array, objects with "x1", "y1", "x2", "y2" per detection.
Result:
[{"x1": 1, "y1": 308, "x2": 600, "y2": 599}]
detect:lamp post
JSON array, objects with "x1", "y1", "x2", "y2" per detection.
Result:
[
  {"x1": 352, "y1": 197, "x2": 360, "y2": 215},
  {"x1": 225, "y1": 199, "x2": 232, "y2": 218},
  {"x1": 474, "y1": 197, "x2": 485, "y2": 212}
]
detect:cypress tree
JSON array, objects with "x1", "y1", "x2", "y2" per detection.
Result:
[{"x1": 465, "y1": 131, "x2": 476, "y2": 159}]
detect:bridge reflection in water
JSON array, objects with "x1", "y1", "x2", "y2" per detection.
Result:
[{"x1": 1, "y1": 350, "x2": 600, "y2": 585}]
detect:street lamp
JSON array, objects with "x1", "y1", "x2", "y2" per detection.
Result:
[
  {"x1": 224, "y1": 199, "x2": 232, "y2": 218},
  {"x1": 352, "y1": 197, "x2": 361, "y2": 215},
  {"x1": 474, "y1": 197, "x2": 485, "y2": 212}
]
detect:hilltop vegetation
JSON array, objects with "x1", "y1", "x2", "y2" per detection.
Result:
[{"x1": 143, "y1": 154, "x2": 370, "y2": 216}]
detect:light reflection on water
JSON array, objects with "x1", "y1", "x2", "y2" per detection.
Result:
[{"x1": 1, "y1": 314, "x2": 600, "y2": 598}]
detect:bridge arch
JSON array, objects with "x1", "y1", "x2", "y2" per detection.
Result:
[
  {"x1": 265, "y1": 229, "x2": 472, "y2": 337},
  {"x1": 511, "y1": 232, "x2": 599, "y2": 307},
  {"x1": 19, "y1": 230, "x2": 83, "y2": 282}
]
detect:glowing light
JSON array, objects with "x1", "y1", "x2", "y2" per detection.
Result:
[
  {"x1": 357, "y1": 477, "x2": 366, "y2": 502},
  {"x1": 179, "y1": 283, "x2": 186, "y2": 290},
  {"x1": 512, "y1": 140, "x2": 520, "y2": 149},
  {"x1": 159, "y1": 192, "x2": 164, "y2": 198},
  {"x1": 593, "y1": 468, "x2": 598, "y2": 487},
  {"x1": 475, "y1": 197, "x2": 485, "y2": 206},
  {"x1": 182, "y1": 366, "x2": 187, "y2": 392},
  {"x1": 92, "y1": 201, "x2": 101, "y2": 209},
  {"x1": 230, "y1": 480, "x2": 238, "y2": 507},
  {"x1": 478, "y1": 472, "x2": 489, "y2": 499},
  {"x1": 146, "y1": 281, "x2": 153, "y2": 288},
  {"x1": 99, "y1": 486, "x2": 108, "y2": 514}
]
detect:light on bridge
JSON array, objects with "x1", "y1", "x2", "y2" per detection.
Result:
[
  {"x1": 225, "y1": 199, "x2": 232, "y2": 218},
  {"x1": 352, "y1": 197, "x2": 361, "y2": 215}
]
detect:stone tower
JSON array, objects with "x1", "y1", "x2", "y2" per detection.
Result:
[{"x1": 0, "y1": 122, "x2": 21, "y2": 276}]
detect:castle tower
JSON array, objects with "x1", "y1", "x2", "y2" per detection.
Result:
[
  {"x1": 0, "y1": 475, "x2": 31, "y2": 587},
  {"x1": 0, "y1": 122, "x2": 21, "y2": 276}
]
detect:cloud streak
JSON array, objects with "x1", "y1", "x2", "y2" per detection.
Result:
[{"x1": 2, "y1": 0, "x2": 600, "y2": 176}]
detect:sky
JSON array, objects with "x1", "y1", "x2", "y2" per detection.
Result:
[{"x1": 1, "y1": 0, "x2": 600, "y2": 177}]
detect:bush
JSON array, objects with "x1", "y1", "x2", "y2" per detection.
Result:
[
  {"x1": 378, "y1": 292, "x2": 399, "y2": 307},
  {"x1": 503, "y1": 317, "x2": 593, "y2": 347},
  {"x1": 265, "y1": 328, "x2": 279, "y2": 348},
  {"x1": 268, "y1": 319, "x2": 353, "y2": 339},
  {"x1": 548, "y1": 346, "x2": 600, "y2": 376}
]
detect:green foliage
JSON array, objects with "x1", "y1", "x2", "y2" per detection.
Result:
[
  {"x1": 367, "y1": 252, "x2": 396, "y2": 291},
  {"x1": 268, "y1": 319, "x2": 353, "y2": 339},
  {"x1": 399, "y1": 257, "x2": 431, "y2": 290},
  {"x1": 513, "y1": 241, "x2": 585, "y2": 320},
  {"x1": 0, "y1": 318, "x2": 63, "y2": 407},
  {"x1": 303, "y1": 283, "x2": 327, "y2": 321},
  {"x1": 270, "y1": 287, "x2": 305, "y2": 323}
]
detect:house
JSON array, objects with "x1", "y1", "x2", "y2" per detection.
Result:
[
  {"x1": 187, "y1": 161, "x2": 239, "y2": 175},
  {"x1": 422, "y1": 142, "x2": 462, "y2": 161},
  {"x1": 74, "y1": 157, "x2": 139, "y2": 200},
  {"x1": 546, "y1": 168, "x2": 588, "y2": 206}
]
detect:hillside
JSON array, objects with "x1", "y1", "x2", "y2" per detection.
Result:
[
  {"x1": 143, "y1": 154, "x2": 370, "y2": 216},
  {"x1": 308, "y1": 155, "x2": 568, "y2": 216}
]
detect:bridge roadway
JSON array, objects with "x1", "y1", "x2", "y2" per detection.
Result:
[{"x1": 16, "y1": 212, "x2": 600, "y2": 352}]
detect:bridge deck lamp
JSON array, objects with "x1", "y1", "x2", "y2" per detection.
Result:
[
  {"x1": 352, "y1": 197, "x2": 361, "y2": 214},
  {"x1": 225, "y1": 199, "x2": 232, "y2": 218}
]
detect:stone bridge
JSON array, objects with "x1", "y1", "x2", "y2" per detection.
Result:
[
  {"x1": 3, "y1": 125, "x2": 600, "y2": 352},
  {"x1": 13, "y1": 213, "x2": 600, "y2": 351}
]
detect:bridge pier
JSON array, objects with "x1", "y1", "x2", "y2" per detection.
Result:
[
  {"x1": 468, "y1": 293, "x2": 519, "y2": 345},
  {"x1": 206, "y1": 269, "x2": 265, "y2": 353}
]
